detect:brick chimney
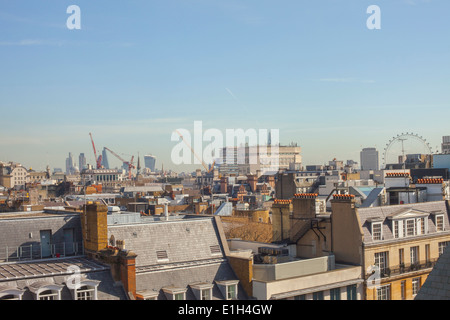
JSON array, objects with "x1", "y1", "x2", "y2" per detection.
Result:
[
  {"x1": 81, "y1": 202, "x2": 108, "y2": 257},
  {"x1": 119, "y1": 250, "x2": 137, "y2": 299},
  {"x1": 272, "y1": 199, "x2": 292, "y2": 242},
  {"x1": 96, "y1": 248, "x2": 138, "y2": 300},
  {"x1": 266, "y1": 175, "x2": 275, "y2": 189},
  {"x1": 292, "y1": 193, "x2": 318, "y2": 219},
  {"x1": 330, "y1": 194, "x2": 363, "y2": 265},
  {"x1": 289, "y1": 193, "x2": 319, "y2": 243},
  {"x1": 220, "y1": 177, "x2": 228, "y2": 194},
  {"x1": 247, "y1": 174, "x2": 257, "y2": 193}
]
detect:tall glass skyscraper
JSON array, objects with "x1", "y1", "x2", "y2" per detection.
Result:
[
  {"x1": 144, "y1": 155, "x2": 157, "y2": 172},
  {"x1": 79, "y1": 153, "x2": 86, "y2": 171},
  {"x1": 101, "y1": 148, "x2": 110, "y2": 169}
]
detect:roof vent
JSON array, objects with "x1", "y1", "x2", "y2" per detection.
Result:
[
  {"x1": 156, "y1": 250, "x2": 168, "y2": 260},
  {"x1": 210, "y1": 245, "x2": 221, "y2": 255}
]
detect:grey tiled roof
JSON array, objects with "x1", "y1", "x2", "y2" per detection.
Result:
[
  {"x1": 0, "y1": 257, "x2": 127, "y2": 300},
  {"x1": 107, "y1": 217, "x2": 226, "y2": 267},
  {"x1": 415, "y1": 245, "x2": 450, "y2": 300},
  {"x1": 0, "y1": 257, "x2": 107, "y2": 281},
  {"x1": 108, "y1": 217, "x2": 247, "y2": 300},
  {"x1": 357, "y1": 201, "x2": 450, "y2": 244},
  {"x1": 136, "y1": 260, "x2": 246, "y2": 300}
]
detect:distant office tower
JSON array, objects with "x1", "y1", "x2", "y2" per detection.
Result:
[
  {"x1": 360, "y1": 147, "x2": 379, "y2": 171},
  {"x1": 218, "y1": 143, "x2": 301, "y2": 175},
  {"x1": 65, "y1": 152, "x2": 75, "y2": 175},
  {"x1": 442, "y1": 136, "x2": 450, "y2": 154},
  {"x1": 101, "y1": 148, "x2": 110, "y2": 169},
  {"x1": 79, "y1": 153, "x2": 87, "y2": 171},
  {"x1": 144, "y1": 155, "x2": 157, "y2": 172}
]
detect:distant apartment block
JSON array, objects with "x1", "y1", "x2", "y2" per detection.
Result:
[
  {"x1": 0, "y1": 162, "x2": 28, "y2": 189},
  {"x1": 360, "y1": 147, "x2": 379, "y2": 171},
  {"x1": 442, "y1": 136, "x2": 450, "y2": 154},
  {"x1": 218, "y1": 143, "x2": 301, "y2": 176}
]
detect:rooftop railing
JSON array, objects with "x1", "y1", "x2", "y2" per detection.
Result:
[
  {"x1": 366, "y1": 258, "x2": 438, "y2": 280},
  {"x1": 0, "y1": 241, "x2": 84, "y2": 263}
]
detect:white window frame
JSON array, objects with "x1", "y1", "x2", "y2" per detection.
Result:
[
  {"x1": 0, "y1": 289, "x2": 24, "y2": 301},
  {"x1": 393, "y1": 220, "x2": 400, "y2": 238},
  {"x1": 374, "y1": 251, "x2": 389, "y2": 275},
  {"x1": 438, "y1": 241, "x2": 449, "y2": 256},
  {"x1": 67, "y1": 280, "x2": 100, "y2": 301},
  {"x1": 376, "y1": 284, "x2": 391, "y2": 300},
  {"x1": 406, "y1": 219, "x2": 416, "y2": 237},
  {"x1": 189, "y1": 283, "x2": 213, "y2": 300},
  {"x1": 162, "y1": 287, "x2": 187, "y2": 300},
  {"x1": 410, "y1": 246, "x2": 419, "y2": 265},
  {"x1": 201, "y1": 288, "x2": 212, "y2": 300},
  {"x1": 174, "y1": 292, "x2": 186, "y2": 300},
  {"x1": 435, "y1": 214, "x2": 444, "y2": 232},
  {"x1": 372, "y1": 222, "x2": 383, "y2": 241},
  {"x1": 38, "y1": 290, "x2": 60, "y2": 300},
  {"x1": 412, "y1": 277, "x2": 421, "y2": 296},
  {"x1": 419, "y1": 217, "x2": 426, "y2": 235},
  {"x1": 75, "y1": 285, "x2": 96, "y2": 300},
  {"x1": 31, "y1": 283, "x2": 63, "y2": 301},
  {"x1": 227, "y1": 284, "x2": 237, "y2": 300},
  {"x1": 215, "y1": 280, "x2": 239, "y2": 300}
]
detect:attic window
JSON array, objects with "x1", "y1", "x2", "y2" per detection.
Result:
[
  {"x1": 435, "y1": 215, "x2": 444, "y2": 232},
  {"x1": 156, "y1": 250, "x2": 168, "y2": 261},
  {"x1": 371, "y1": 222, "x2": 383, "y2": 241},
  {"x1": 210, "y1": 245, "x2": 221, "y2": 255},
  {"x1": 215, "y1": 280, "x2": 239, "y2": 300}
]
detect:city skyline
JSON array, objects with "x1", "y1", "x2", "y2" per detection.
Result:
[{"x1": 1, "y1": 1, "x2": 449, "y2": 172}]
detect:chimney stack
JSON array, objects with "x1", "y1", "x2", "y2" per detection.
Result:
[
  {"x1": 292, "y1": 193, "x2": 319, "y2": 219},
  {"x1": 81, "y1": 202, "x2": 108, "y2": 257},
  {"x1": 220, "y1": 177, "x2": 228, "y2": 194},
  {"x1": 272, "y1": 199, "x2": 292, "y2": 242}
]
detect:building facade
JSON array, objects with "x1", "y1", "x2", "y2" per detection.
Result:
[
  {"x1": 331, "y1": 196, "x2": 450, "y2": 300},
  {"x1": 360, "y1": 147, "x2": 379, "y2": 171},
  {"x1": 0, "y1": 162, "x2": 28, "y2": 189},
  {"x1": 144, "y1": 155, "x2": 157, "y2": 172}
]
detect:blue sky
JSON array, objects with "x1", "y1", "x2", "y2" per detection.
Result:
[{"x1": 1, "y1": 0, "x2": 449, "y2": 172}]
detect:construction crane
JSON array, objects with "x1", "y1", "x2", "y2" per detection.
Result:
[
  {"x1": 175, "y1": 130, "x2": 215, "y2": 173},
  {"x1": 104, "y1": 147, "x2": 135, "y2": 179},
  {"x1": 89, "y1": 133, "x2": 102, "y2": 169}
]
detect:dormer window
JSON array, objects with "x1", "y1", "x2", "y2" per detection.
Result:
[
  {"x1": 215, "y1": 280, "x2": 239, "y2": 300},
  {"x1": 435, "y1": 214, "x2": 444, "y2": 232},
  {"x1": 405, "y1": 219, "x2": 416, "y2": 237},
  {"x1": 372, "y1": 222, "x2": 382, "y2": 241},
  {"x1": 388, "y1": 208, "x2": 431, "y2": 238},
  {"x1": 28, "y1": 282, "x2": 64, "y2": 300},
  {"x1": 67, "y1": 280, "x2": 100, "y2": 300},
  {"x1": 162, "y1": 286, "x2": 187, "y2": 300},
  {"x1": 0, "y1": 287, "x2": 24, "y2": 300},
  {"x1": 368, "y1": 218, "x2": 383, "y2": 241},
  {"x1": 189, "y1": 282, "x2": 213, "y2": 300}
]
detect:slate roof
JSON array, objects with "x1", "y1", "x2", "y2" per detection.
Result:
[
  {"x1": 136, "y1": 260, "x2": 246, "y2": 300},
  {"x1": 0, "y1": 257, "x2": 127, "y2": 300},
  {"x1": 357, "y1": 201, "x2": 450, "y2": 244},
  {"x1": 108, "y1": 216, "x2": 247, "y2": 300},
  {"x1": 107, "y1": 217, "x2": 226, "y2": 267},
  {"x1": 359, "y1": 187, "x2": 384, "y2": 208},
  {"x1": 415, "y1": 246, "x2": 450, "y2": 300}
]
